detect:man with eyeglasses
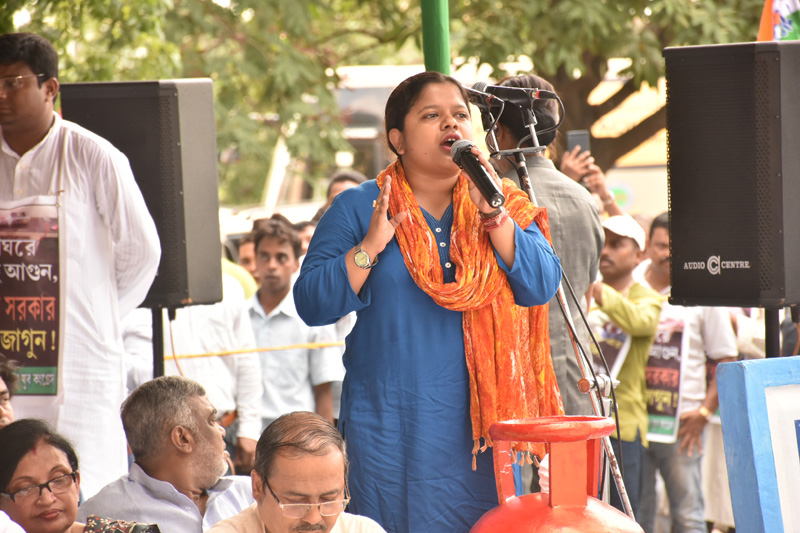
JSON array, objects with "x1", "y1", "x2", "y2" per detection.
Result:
[
  {"x1": 208, "y1": 411, "x2": 386, "y2": 533},
  {"x1": 0, "y1": 32, "x2": 160, "y2": 499}
]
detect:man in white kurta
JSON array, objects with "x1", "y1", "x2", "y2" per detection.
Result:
[{"x1": 0, "y1": 33, "x2": 160, "y2": 497}]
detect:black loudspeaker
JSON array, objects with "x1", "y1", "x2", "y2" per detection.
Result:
[
  {"x1": 664, "y1": 41, "x2": 800, "y2": 308},
  {"x1": 61, "y1": 79, "x2": 223, "y2": 308}
]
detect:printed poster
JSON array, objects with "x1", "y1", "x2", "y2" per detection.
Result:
[
  {"x1": 0, "y1": 199, "x2": 63, "y2": 395},
  {"x1": 645, "y1": 318, "x2": 687, "y2": 443},
  {"x1": 589, "y1": 309, "x2": 632, "y2": 382}
]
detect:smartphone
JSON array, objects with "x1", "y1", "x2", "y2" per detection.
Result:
[{"x1": 566, "y1": 129, "x2": 591, "y2": 153}]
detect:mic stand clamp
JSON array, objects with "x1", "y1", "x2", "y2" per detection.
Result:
[
  {"x1": 491, "y1": 146, "x2": 547, "y2": 159},
  {"x1": 578, "y1": 374, "x2": 618, "y2": 404}
]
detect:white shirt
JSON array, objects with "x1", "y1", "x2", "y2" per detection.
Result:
[
  {"x1": 2, "y1": 113, "x2": 160, "y2": 497},
  {"x1": 207, "y1": 503, "x2": 387, "y2": 533},
  {"x1": 0, "y1": 511, "x2": 25, "y2": 533},
  {"x1": 122, "y1": 274, "x2": 263, "y2": 440},
  {"x1": 635, "y1": 260, "x2": 738, "y2": 413},
  {"x1": 331, "y1": 313, "x2": 356, "y2": 419},
  {"x1": 77, "y1": 462, "x2": 254, "y2": 532},
  {"x1": 248, "y1": 289, "x2": 344, "y2": 423}
]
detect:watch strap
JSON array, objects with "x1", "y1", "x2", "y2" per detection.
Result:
[{"x1": 354, "y1": 243, "x2": 378, "y2": 269}]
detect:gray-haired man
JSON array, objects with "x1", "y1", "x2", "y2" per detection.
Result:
[{"x1": 78, "y1": 376, "x2": 253, "y2": 531}]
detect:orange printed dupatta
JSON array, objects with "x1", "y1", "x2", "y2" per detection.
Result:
[{"x1": 376, "y1": 161, "x2": 564, "y2": 461}]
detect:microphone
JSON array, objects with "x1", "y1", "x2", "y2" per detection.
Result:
[
  {"x1": 451, "y1": 139, "x2": 505, "y2": 208},
  {"x1": 466, "y1": 82, "x2": 503, "y2": 112},
  {"x1": 467, "y1": 83, "x2": 504, "y2": 133},
  {"x1": 479, "y1": 84, "x2": 558, "y2": 106}
]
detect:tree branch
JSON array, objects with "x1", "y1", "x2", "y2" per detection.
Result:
[
  {"x1": 591, "y1": 77, "x2": 639, "y2": 120},
  {"x1": 592, "y1": 105, "x2": 667, "y2": 170}
]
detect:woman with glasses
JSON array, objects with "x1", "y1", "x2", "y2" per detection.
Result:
[{"x1": 0, "y1": 419, "x2": 159, "y2": 533}]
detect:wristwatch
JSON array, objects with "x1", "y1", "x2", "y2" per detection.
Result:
[
  {"x1": 698, "y1": 405, "x2": 712, "y2": 420},
  {"x1": 353, "y1": 242, "x2": 378, "y2": 269}
]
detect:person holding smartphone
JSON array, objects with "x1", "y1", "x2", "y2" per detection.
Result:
[{"x1": 561, "y1": 130, "x2": 623, "y2": 216}]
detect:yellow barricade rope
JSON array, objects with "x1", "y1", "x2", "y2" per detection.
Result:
[{"x1": 164, "y1": 340, "x2": 346, "y2": 360}]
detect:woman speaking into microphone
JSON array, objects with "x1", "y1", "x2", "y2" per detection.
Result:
[{"x1": 293, "y1": 71, "x2": 563, "y2": 532}]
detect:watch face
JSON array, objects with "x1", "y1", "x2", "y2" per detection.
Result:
[{"x1": 354, "y1": 249, "x2": 370, "y2": 268}]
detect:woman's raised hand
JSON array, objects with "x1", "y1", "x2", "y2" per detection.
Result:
[{"x1": 361, "y1": 176, "x2": 407, "y2": 257}]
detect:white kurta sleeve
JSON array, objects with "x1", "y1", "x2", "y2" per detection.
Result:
[
  {"x1": 92, "y1": 146, "x2": 161, "y2": 317},
  {"x1": 231, "y1": 298, "x2": 262, "y2": 441}
]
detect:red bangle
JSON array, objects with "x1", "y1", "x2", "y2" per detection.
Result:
[{"x1": 481, "y1": 207, "x2": 509, "y2": 231}]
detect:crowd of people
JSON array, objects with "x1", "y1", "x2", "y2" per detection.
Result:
[{"x1": 0, "y1": 31, "x2": 762, "y2": 533}]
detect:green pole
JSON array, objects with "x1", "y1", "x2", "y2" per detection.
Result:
[{"x1": 421, "y1": 0, "x2": 451, "y2": 75}]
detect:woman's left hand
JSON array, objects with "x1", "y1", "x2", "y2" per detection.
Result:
[{"x1": 463, "y1": 145, "x2": 503, "y2": 214}]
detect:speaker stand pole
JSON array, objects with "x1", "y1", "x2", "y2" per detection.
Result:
[
  {"x1": 152, "y1": 307, "x2": 165, "y2": 378},
  {"x1": 765, "y1": 307, "x2": 781, "y2": 358}
]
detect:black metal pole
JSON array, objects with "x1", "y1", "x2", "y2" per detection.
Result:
[
  {"x1": 765, "y1": 307, "x2": 781, "y2": 358},
  {"x1": 152, "y1": 307, "x2": 164, "y2": 377}
]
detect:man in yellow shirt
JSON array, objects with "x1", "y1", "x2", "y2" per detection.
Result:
[{"x1": 590, "y1": 215, "x2": 662, "y2": 517}]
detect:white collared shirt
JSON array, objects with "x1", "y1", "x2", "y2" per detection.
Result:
[
  {"x1": 77, "y1": 463, "x2": 253, "y2": 532},
  {"x1": 248, "y1": 288, "x2": 344, "y2": 424},
  {"x1": 634, "y1": 259, "x2": 738, "y2": 413}
]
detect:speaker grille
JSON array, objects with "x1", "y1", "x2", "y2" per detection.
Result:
[
  {"x1": 665, "y1": 42, "x2": 800, "y2": 307},
  {"x1": 753, "y1": 58, "x2": 775, "y2": 293},
  {"x1": 153, "y1": 88, "x2": 185, "y2": 296},
  {"x1": 666, "y1": 47, "x2": 760, "y2": 305},
  {"x1": 63, "y1": 84, "x2": 189, "y2": 302}
]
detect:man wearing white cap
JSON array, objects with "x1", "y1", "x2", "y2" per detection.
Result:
[{"x1": 589, "y1": 215, "x2": 662, "y2": 517}]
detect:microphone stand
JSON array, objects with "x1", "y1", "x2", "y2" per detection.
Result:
[{"x1": 491, "y1": 119, "x2": 636, "y2": 520}]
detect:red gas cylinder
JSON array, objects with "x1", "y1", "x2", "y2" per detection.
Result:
[{"x1": 471, "y1": 416, "x2": 644, "y2": 533}]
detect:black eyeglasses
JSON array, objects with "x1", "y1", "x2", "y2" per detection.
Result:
[
  {"x1": 0, "y1": 471, "x2": 78, "y2": 504},
  {"x1": 264, "y1": 478, "x2": 349, "y2": 519},
  {"x1": 0, "y1": 74, "x2": 45, "y2": 94}
]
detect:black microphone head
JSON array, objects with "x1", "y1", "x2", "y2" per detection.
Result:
[
  {"x1": 471, "y1": 81, "x2": 488, "y2": 93},
  {"x1": 536, "y1": 89, "x2": 559, "y2": 100},
  {"x1": 450, "y1": 139, "x2": 475, "y2": 165},
  {"x1": 466, "y1": 85, "x2": 496, "y2": 110}
]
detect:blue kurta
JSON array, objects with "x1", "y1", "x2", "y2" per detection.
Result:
[{"x1": 294, "y1": 180, "x2": 561, "y2": 532}]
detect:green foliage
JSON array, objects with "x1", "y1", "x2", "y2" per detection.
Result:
[
  {"x1": 11, "y1": 0, "x2": 180, "y2": 81},
  {"x1": 3, "y1": 0, "x2": 763, "y2": 202},
  {"x1": 450, "y1": 0, "x2": 762, "y2": 168}
]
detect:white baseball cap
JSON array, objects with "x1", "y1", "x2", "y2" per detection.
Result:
[{"x1": 602, "y1": 215, "x2": 646, "y2": 250}]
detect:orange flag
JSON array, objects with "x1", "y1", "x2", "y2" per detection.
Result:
[{"x1": 758, "y1": 0, "x2": 800, "y2": 40}]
